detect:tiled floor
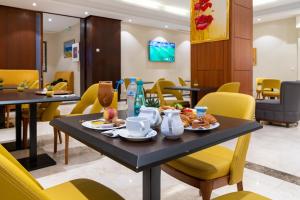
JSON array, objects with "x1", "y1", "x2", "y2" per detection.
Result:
[{"x1": 1, "y1": 103, "x2": 300, "y2": 200}]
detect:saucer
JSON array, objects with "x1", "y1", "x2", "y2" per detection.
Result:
[
  {"x1": 117, "y1": 129, "x2": 157, "y2": 142},
  {"x1": 82, "y1": 119, "x2": 126, "y2": 131}
]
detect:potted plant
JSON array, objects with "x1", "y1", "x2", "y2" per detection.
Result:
[
  {"x1": 17, "y1": 82, "x2": 26, "y2": 92},
  {"x1": 145, "y1": 96, "x2": 160, "y2": 108},
  {"x1": 46, "y1": 85, "x2": 54, "y2": 97}
]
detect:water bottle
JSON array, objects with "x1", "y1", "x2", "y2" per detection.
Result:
[
  {"x1": 134, "y1": 80, "x2": 146, "y2": 116},
  {"x1": 127, "y1": 78, "x2": 137, "y2": 117}
]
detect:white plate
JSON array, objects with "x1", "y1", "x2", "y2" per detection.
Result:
[
  {"x1": 82, "y1": 119, "x2": 126, "y2": 131},
  {"x1": 185, "y1": 122, "x2": 220, "y2": 131},
  {"x1": 117, "y1": 129, "x2": 157, "y2": 142}
]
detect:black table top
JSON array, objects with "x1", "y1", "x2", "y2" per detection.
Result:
[
  {"x1": 50, "y1": 111, "x2": 262, "y2": 172},
  {"x1": 0, "y1": 89, "x2": 80, "y2": 105},
  {"x1": 164, "y1": 86, "x2": 217, "y2": 92}
]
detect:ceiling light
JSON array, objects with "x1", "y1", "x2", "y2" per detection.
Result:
[
  {"x1": 84, "y1": 11, "x2": 89, "y2": 15},
  {"x1": 164, "y1": 25, "x2": 169, "y2": 29},
  {"x1": 32, "y1": 2, "x2": 37, "y2": 7},
  {"x1": 121, "y1": 0, "x2": 161, "y2": 10},
  {"x1": 257, "y1": 18, "x2": 262, "y2": 22},
  {"x1": 48, "y1": 18, "x2": 52, "y2": 22},
  {"x1": 253, "y1": 0, "x2": 278, "y2": 7},
  {"x1": 128, "y1": 19, "x2": 133, "y2": 23},
  {"x1": 164, "y1": 6, "x2": 188, "y2": 16}
]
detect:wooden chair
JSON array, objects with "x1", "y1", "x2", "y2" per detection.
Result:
[
  {"x1": 162, "y1": 92, "x2": 255, "y2": 200},
  {"x1": 0, "y1": 144, "x2": 124, "y2": 200}
]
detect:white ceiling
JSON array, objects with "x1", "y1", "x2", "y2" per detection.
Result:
[
  {"x1": 1, "y1": 0, "x2": 300, "y2": 31},
  {"x1": 43, "y1": 13, "x2": 79, "y2": 33}
]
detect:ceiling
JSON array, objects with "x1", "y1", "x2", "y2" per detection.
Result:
[
  {"x1": 43, "y1": 13, "x2": 79, "y2": 33},
  {"x1": 1, "y1": 0, "x2": 300, "y2": 31}
]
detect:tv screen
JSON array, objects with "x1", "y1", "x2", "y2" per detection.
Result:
[{"x1": 148, "y1": 41, "x2": 175, "y2": 63}]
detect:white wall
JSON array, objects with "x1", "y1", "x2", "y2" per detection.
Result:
[
  {"x1": 121, "y1": 23, "x2": 190, "y2": 89},
  {"x1": 253, "y1": 18, "x2": 298, "y2": 89},
  {"x1": 43, "y1": 23, "x2": 80, "y2": 95}
]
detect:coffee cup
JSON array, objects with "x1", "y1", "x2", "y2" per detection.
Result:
[
  {"x1": 195, "y1": 106, "x2": 208, "y2": 117},
  {"x1": 126, "y1": 117, "x2": 151, "y2": 137}
]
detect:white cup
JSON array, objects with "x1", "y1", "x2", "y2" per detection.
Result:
[{"x1": 126, "y1": 117, "x2": 151, "y2": 137}]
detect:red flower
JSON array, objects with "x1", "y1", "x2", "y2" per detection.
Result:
[
  {"x1": 194, "y1": 0, "x2": 212, "y2": 12},
  {"x1": 195, "y1": 15, "x2": 214, "y2": 30}
]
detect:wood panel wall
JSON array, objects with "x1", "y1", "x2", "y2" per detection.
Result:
[
  {"x1": 0, "y1": 6, "x2": 39, "y2": 69},
  {"x1": 81, "y1": 16, "x2": 121, "y2": 93},
  {"x1": 191, "y1": 0, "x2": 253, "y2": 95}
]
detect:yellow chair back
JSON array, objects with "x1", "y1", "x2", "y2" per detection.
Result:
[
  {"x1": 262, "y1": 79, "x2": 281, "y2": 92},
  {"x1": 71, "y1": 84, "x2": 99, "y2": 114},
  {"x1": 156, "y1": 80, "x2": 183, "y2": 106},
  {"x1": 29, "y1": 80, "x2": 39, "y2": 89},
  {"x1": 197, "y1": 92, "x2": 255, "y2": 185},
  {"x1": 217, "y1": 82, "x2": 240, "y2": 93},
  {"x1": 0, "y1": 70, "x2": 39, "y2": 86},
  {"x1": 178, "y1": 77, "x2": 187, "y2": 87},
  {"x1": 52, "y1": 82, "x2": 67, "y2": 91},
  {"x1": 0, "y1": 144, "x2": 49, "y2": 200},
  {"x1": 124, "y1": 77, "x2": 141, "y2": 89}
]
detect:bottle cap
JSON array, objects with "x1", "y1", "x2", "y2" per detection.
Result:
[
  {"x1": 137, "y1": 80, "x2": 144, "y2": 85},
  {"x1": 130, "y1": 77, "x2": 136, "y2": 83}
]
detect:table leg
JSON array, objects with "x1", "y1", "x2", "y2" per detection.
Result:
[
  {"x1": 143, "y1": 166, "x2": 161, "y2": 200},
  {"x1": 0, "y1": 105, "x2": 5, "y2": 128},
  {"x1": 15, "y1": 104, "x2": 22, "y2": 150},
  {"x1": 18, "y1": 103, "x2": 56, "y2": 171},
  {"x1": 191, "y1": 91, "x2": 198, "y2": 108}
]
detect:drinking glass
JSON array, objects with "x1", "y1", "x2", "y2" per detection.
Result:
[{"x1": 98, "y1": 81, "x2": 114, "y2": 108}]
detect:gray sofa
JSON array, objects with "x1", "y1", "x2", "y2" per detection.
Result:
[{"x1": 256, "y1": 81, "x2": 300, "y2": 127}]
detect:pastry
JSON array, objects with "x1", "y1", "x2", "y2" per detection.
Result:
[
  {"x1": 180, "y1": 114, "x2": 191, "y2": 127},
  {"x1": 204, "y1": 114, "x2": 217, "y2": 124}
]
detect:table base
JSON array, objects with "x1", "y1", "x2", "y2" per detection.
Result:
[
  {"x1": 18, "y1": 154, "x2": 56, "y2": 171},
  {"x1": 143, "y1": 166, "x2": 161, "y2": 200},
  {"x1": 2, "y1": 141, "x2": 26, "y2": 152}
]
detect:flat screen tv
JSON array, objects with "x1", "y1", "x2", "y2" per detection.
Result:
[{"x1": 148, "y1": 41, "x2": 175, "y2": 63}]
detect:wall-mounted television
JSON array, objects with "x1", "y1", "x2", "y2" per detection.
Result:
[{"x1": 148, "y1": 41, "x2": 175, "y2": 63}]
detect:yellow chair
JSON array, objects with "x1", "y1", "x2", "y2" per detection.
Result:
[
  {"x1": 28, "y1": 80, "x2": 40, "y2": 89},
  {"x1": 0, "y1": 144, "x2": 124, "y2": 200},
  {"x1": 213, "y1": 191, "x2": 270, "y2": 200},
  {"x1": 255, "y1": 78, "x2": 268, "y2": 99},
  {"x1": 123, "y1": 77, "x2": 141, "y2": 89},
  {"x1": 54, "y1": 84, "x2": 118, "y2": 164},
  {"x1": 163, "y1": 92, "x2": 255, "y2": 200},
  {"x1": 156, "y1": 80, "x2": 190, "y2": 106},
  {"x1": 217, "y1": 82, "x2": 240, "y2": 93},
  {"x1": 178, "y1": 77, "x2": 188, "y2": 87},
  {"x1": 261, "y1": 79, "x2": 281, "y2": 99},
  {"x1": 0, "y1": 69, "x2": 39, "y2": 86},
  {"x1": 145, "y1": 78, "x2": 165, "y2": 97},
  {"x1": 22, "y1": 82, "x2": 68, "y2": 148}
]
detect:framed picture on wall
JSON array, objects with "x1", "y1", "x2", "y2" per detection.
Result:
[
  {"x1": 191, "y1": 0, "x2": 230, "y2": 44},
  {"x1": 42, "y1": 41, "x2": 47, "y2": 72},
  {"x1": 64, "y1": 39, "x2": 75, "y2": 58},
  {"x1": 72, "y1": 43, "x2": 80, "y2": 62}
]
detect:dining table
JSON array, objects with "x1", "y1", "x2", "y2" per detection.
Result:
[
  {"x1": 164, "y1": 86, "x2": 217, "y2": 107},
  {"x1": 50, "y1": 111, "x2": 262, "y2": 200},
  {"x1": 0, "y1": 89, "x2": 80, "y2": 171}
]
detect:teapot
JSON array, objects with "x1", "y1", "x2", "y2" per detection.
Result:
[
  {"x1": 138, "y1": 107, "x2": 162, "y2": 127},
  {"x1": 161, "y1": 109, "x2": 184, "y2": 139}
]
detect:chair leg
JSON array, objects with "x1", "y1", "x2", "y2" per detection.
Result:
[
  {"x1": 199, "y1": 181, "x2": 213, "y2": 200},
  {"x1": 22, "y1": 117, "x2": 29, "y2": 148},
  {"x1": 65, "y1": 133, "x2": 69, "y2": 165},
  {"x1": 5, "y1": 106, "x2": 10, "y2": 128},
  {"x1": 58, "y1": 130, "x2": 62, "y2": 144},
  {"x1": 53, "y1": 127, "x2": 58, "y2": 153},
  {"x1": 286, "y1": 123, "x2": 290, "y2": 128},
  {"x1": 237, "y1": 181, "x2": 243, "y2": 191}
]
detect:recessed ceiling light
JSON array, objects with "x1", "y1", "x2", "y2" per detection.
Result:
[
  {"x1": 128, "y1": 19, "x2": 133, "y2": 23},
  {"x1": 253, "y1": 0, "x2": 278, "y2": 7},
  {"x1": 164, "y1": 6, "x2": 188, "y2": 16},
  {"x1": 164, "y1": 25, "x2": 169, "y2": 29},
  {"x1": 257, "y1": 18, "x2": 262, "y2": 22},
  {"x1": 121, "y1": 0, "x2": 161, "y2": 10},
  {"x1": 32, "y1": 2, "x2": 37, "y2": 7},
  {"x1": 48, "y1": 18, "x2": 52, "y2": 22},
  {"x1": 84, "y1": 11, "x2": 89, "y2": 15}
]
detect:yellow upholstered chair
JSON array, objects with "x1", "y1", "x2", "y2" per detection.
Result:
[
  {"x1": 124, "y1": 77, "x2": 141, "y2": 89},
  {"x1": 0, "y1": 144, "x2": 124, "y2": 200},
  {"x1": 163, "y1": 92, "x2": 255, "y2": 200},
  {"x1": 54, "y1": 84, "x2": 118, "y2": 164},
  {"x1": 22, "y1": 82, "x2": 68, "y2": 148},
  {"x1": 217, "y1": 82, "x2": 240, "y2": 93},
  {"x1": 178, "y1": 77, "x2": 188, "y2": 87},
  {"x1": 261, "y1": 79, "x2": 281, "y2": 99},
  {"x1": 145, "y1": 78, "x2": 165, "y2": 97},
  {"x1": 28, "y1": 80, "x2": 40, "y2": 89},
  {"x1": 213, "y1": 192, "x2": 270, "y2": 200},
  {"x1": 0, "y1": 69, "x2": 39, "y2": 86},
  {"x1": 156, "y1": 80, "x2": 190, "y2": 106}
]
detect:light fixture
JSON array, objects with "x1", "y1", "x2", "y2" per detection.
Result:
[
  {"x1": 48, "y1": 18, "x2": 52, "y2": 22},
  {"x1": 164, "y1": 25, "x2": 169, "y2": 29},
  {"x1": 121, "y1": 0, "x2": 161, "y2": 10},
  {"x1": 128, "y1": 19, "x2": 133, "y2": 23},
  {"x1": 32, "y1": 2, "x2": 37, "y2": 7},
  {"x1": 257, "y1": 18, "x2": 262, "y2": 22},
  {"x1": 253, "y1": 0, "x2": 278, "y2": 7},
  {"x1": 84, "y1": 11, "x2": 89, "y2": 15},
  {"x1": 164, "y1": 6, "x2": 188, "y2": 16}
]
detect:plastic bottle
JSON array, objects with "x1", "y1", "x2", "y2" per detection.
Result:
[
  {"x1": 126, "y1": 78, "x2": 137, "y2": 117},
  {"x1": 134, "y1": 80, "x2": 146, "y2": 116}
]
